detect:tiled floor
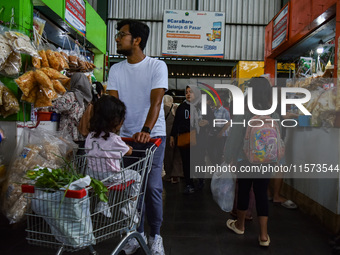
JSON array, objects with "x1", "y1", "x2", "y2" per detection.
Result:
[{"x1": 0, "y1": 179, "x2": 334, "y2": 255}]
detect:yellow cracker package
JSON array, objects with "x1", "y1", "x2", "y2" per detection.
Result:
[
  {"x1": 38, "y1": 50, "x2": 49, "y2": 68},
  {"x1": 34, "y1": 89, "x2": 52, "y2": 108},
  {"x1": 46, "y1": 49, "x2": 60, "y2": 70},
  {"x1": 15, "y1": 71, "x2": 36, "y2": 97},
  {"x1": 21, "y1": 86, "x2": 38, "y2": 103},
  {"x1": 60, "y1": 51, "x2": 69, "y2": 63},
  {"x1": 40, "y1": 67, "x2": 68, "y2": 80},
  {"x1": 39, "y1": 84, "x2": 58, "y2": 100},
  {"x1": 34, "y1": 70, "x2": 54, "y2": 92},
  {"x1": 32, "y1": 56, "x2": 41, "y2": 69},
  {"x1": 52, "y1": 79, "x2": 66, "y2": 94},
  {"x1": 54, "y1": 51, "x2": 69, "y2": 70}
]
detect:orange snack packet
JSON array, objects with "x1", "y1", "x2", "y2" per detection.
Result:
[
  {"x1": 38, "y1": 50, "x2": 49, "y2": 68},
  {"x1": 52, "y1": 79, "x2": 66, "y2": 95},
  {"x1": 15, "y1": 70, "x2": 36, "y2": 97},
  {"x1": 46, "y1": 49, "x2": 60, "y2": 70},
  {"x1": 34, "y1": 89, "x2": 52, "y2": 108}
]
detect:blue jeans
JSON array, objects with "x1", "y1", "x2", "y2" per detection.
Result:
[{"x1": 124, "y1": 136, "x2": 165, "y2": 236}]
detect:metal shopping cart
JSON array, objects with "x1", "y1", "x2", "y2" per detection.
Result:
[{"x1": 22, "y1": 138, "x2": 161, "y2": 255}]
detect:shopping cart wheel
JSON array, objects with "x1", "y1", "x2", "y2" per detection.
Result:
[
  {"x1": 88, "y1": 245, "x2": 98, "y2": 255},
  {"x1": 56, "y1": 246, "x2": 64, "y2": 255}
]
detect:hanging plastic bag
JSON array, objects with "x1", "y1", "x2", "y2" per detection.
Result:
[
  {"x1": 0, "y1": 31, "x2": 12, "y2": 69},
  {"x1": 4, "y1": 30, "x2": 39, "y2": 58},
  {"x1": 2, "y1": 51, "x2": 21, "y2": 76},
  {"x1": 210, "y1": 164, "x2": 236, "y2": 212},
  {"x1": 0, "y1": 82, "x2": 20, "y2": 118},
  {"x1": 33, "y1": 16, "x2": 46, "y2": 47},
  {"x1": 0, "y1": 127, "x2": 77, "y2": 224}
]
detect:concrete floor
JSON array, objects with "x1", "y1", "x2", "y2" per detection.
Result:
[{"x1": 0, "y1": 179, "x2": 334, "y2": 255}]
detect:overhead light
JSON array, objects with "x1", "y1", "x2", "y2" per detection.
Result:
[
  {"x1": 317, "y1": 40, "x2": 324, "y2": 54},
  {"x1": 316, "y1": 47, "x2": 324, "y2": 54}
]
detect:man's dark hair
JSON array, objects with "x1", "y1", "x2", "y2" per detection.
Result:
[{"x1": 117, "y1": 19, "x2": 150, "y2": 51}]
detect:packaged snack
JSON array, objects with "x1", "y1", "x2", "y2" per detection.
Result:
[
  {"x1": 38, "y1": 49, "x2": 49, "y2": 68},
  {"x1": 60, "y1": 50, "x2": 70, "y2": 63},
  {"x1": 3, "y1": 51, "x2": 21, "y2": 76},
  {"x1": 0, "y1": 85, "x2": 3, "y2": 105},
  {"x1": 40, "y1": 67, "x2": 69, "y2": 80},
  {"x1": 5, "y1": 31, "x2": 39, "y2": 57},
  {"x1": 0, "y1": 34, "x2": 12, "y2": 68},
  {"x1": 52, "y1": 79, "x2": 66, "y2": 94},
  {"x1": 68, "y1": 55, "x2": 78, "y2": 68},
  {"x1": 78, "y1": 57, "x2": 87, "y2": 72},
  {"x1": 39, "y1": 84, "x2": 58, "y2": 100},
  {"x1": 46, "y1": 49, "x2": 60, "y2": 70},
  {"x1": 32, "y1": 56, "x2": 41, "y2": 69},
  {"x1": 15, "y1": 70, "x2": 36, "y2": 96},
  {"x1": 54, "y1": 51, "x2": 68, "y2": 70},
  {"x1": 21, "y1": 86, "x2": 38, "y2": 104},
  {"x1": 33, "y1": 16, "x2": 46, "y2": 47},
  {"x1": 34, "y1": 69, "x2": 55, "y2": 99},
  {"x1": 0, "y1": 84, "x2": 20, "y2": 118},
  {"x1": 34, "y1": 89, "x2": 52, "y2": 108},
  {"x1": 1, "y1": 128, "x2": 77, "y2": 223}
]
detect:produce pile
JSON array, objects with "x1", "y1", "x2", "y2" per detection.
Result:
[{"x1": 26, "y1": 166, "x2": 108, "y2": 203}]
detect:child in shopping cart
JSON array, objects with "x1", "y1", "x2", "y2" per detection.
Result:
[{"x1": 85, "y1": 95, "x2": 140, "y2": 222}]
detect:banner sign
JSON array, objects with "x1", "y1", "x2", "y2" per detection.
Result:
[
  {"x1": 272, "y1": 4, "x2": 289, "y2": 50},
  {"x1": 65, "y1": 0, "x2": 86, "y2": 36},
  {"x1": 162, "y1": 10, "x2": 225, "y2": 58}
]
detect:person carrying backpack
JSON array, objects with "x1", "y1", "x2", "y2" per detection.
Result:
[{"x1": 224, "y1": 77, "x2": 283, "y2": 247}]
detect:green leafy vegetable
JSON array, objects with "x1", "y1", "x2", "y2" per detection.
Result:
[{"x1": 26, "y1": 166, "x2": 108, "y2": 202}]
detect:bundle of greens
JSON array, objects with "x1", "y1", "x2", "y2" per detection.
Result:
[{"x1": 26, "y1": 165, "x2": 108, "y2": 202}]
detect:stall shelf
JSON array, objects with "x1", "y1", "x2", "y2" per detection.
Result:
[
  {"x1": 264, "y1": 0, "x2": 340, "y2": 233},
  {"x1": 0, "y1": 1, "x2": 106, "y2": 166}
]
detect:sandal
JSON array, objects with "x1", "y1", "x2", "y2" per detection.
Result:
[
  {"x1": 259, "y1": 235, "x2": 270, "y2": 247},
  {"x1": 281, "y1": 200, "x2": 297, "y2": 209},
  {"x1": 226, "y1": 219, "x2": 244, "y2": 235}
]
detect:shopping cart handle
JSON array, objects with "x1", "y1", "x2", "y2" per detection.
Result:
[{"x1": 122, "y1": 137, "x2": 162, "y2": 147}]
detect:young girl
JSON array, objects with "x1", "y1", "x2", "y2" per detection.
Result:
[{"x1": 85, "y1": 95, "x2": 140, "y2": 222}]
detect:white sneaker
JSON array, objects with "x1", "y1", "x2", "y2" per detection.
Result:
[
  {"x1": 122, "y1": 232, "x2": 147, "y2": 255},
  {"x1": 120, "y1": 200, "x2": 139, "y2": 224},
  {"x1": 149, "y1": 235, "x2": 165, "y2": 255},
  {"x1": 94, "y1": 201, "x2": 112, "y2": 218}
]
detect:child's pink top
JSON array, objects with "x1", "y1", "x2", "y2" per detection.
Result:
[{"x1": 85, "y1": 132, "x2": 129, "y2": 172}]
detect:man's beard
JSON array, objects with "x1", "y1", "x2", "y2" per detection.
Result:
[{"x1": 117, "y1": 48, "x2": 133, "y2": 56}]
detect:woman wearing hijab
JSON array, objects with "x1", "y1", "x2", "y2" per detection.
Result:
[
  {"x1": 163, "y1": 95, "x2": 183, "y2": 184},
  {"x1": 170, "y1": 85, "x2": 206, "y2": 194},
  {"x1": 51, "y1": 73, "x2": 92, "y2": 145}
]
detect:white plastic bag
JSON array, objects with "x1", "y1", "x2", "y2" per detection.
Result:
[
  {"x1": 31, "y1": 188, "x2": 95, "y2": 248},
  {"x1": 210, "y1": 165, "x2": 236, "y2": 212}
]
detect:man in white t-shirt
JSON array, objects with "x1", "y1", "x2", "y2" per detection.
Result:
[{"x1": 107, "y1": 19, "x2": 167, "y2": 255}]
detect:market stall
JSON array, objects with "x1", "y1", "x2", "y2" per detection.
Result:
[
  {"x1": 264, "y1": 0, "x2": 340, "y2": 233},
  {"x1": 0, "y1": 1, "x2": 106, "y2": 189}
]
